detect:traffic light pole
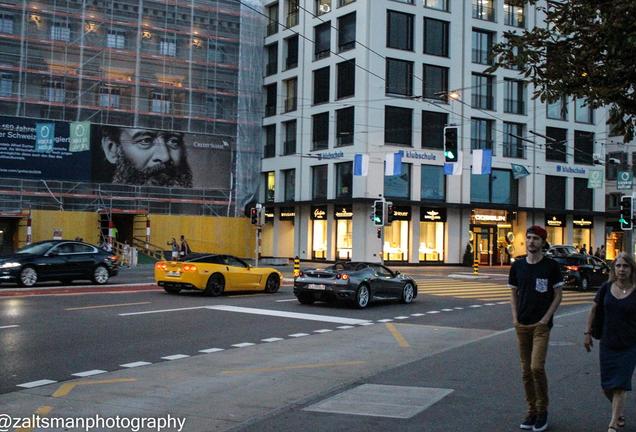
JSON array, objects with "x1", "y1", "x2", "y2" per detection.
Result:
[{"x1": 255, "y1": 226, "x2": 261, "y2": 268}]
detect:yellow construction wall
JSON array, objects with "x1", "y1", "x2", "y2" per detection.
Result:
[{"x1": 20, "y1": 210, "x2": 100, "y2": 246}]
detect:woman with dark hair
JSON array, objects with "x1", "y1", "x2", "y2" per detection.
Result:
[{"x1": 584, "y1": 252, "x2": 636, "y2": 432}]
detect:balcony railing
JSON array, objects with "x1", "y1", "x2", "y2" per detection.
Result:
[
  {"x1": 337, "y1": 134, "x2": 353, "y2": 146},
  {"x1": 265, "y1": 62, "x2": 277, "y2": 76},
  {"x1": 504, "y1": 98, "x2": 525, "y2": 115},
  {"x1": 314, "y1": 49, "x2": 330, "y2": 60},
  {"x1": 264, "y1": 144, "x2": 276, "y2": 158},
  {"x1": 472, "y1": 49, "x2": 492, "y2": 65},
  {"x1": 284, "y1": 97, "x2": 297, "y2": 112},
  {"x1": 265, "y1": 104, "x2": 276, "y2": 117},
  {"x1": 286, "y1": 12, "x2": 299, "y2": 27},
  {"x1": 283, "y1": 140, "x2": 296, "y2": 155},
  {"x1": 338, "y1": 41, "x2": 355, "y2": 52},
  {"x1": 471, "y1": 94, "x2": 494, "y2": 110},
  {"x1": 473, "y1": 2, "x2": 495, "y2": 21},
  {"x1": 471, "y1": 138, "x2": 494, "y2": 150},
  {"x1": 504, "y1": 7, "x2": 525, "y2": 27},
  {"x1": 312, "y1": 140, "x2": 328, "y2": 151},
  {"x1": 503, "y1": 142, "x2": 524, "y2": 158},
  {"x1": 267, "y1": 21, "x2": 278, "y2": 36},
  {"x1": 285, "y1": 57, "x2": 298, "y2": 70}
]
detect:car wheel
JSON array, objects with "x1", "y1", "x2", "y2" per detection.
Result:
[
  {"x1": 92, "y1": 265, "x2": 110, "y2": 285},
  {"x1": 297, "y1": 293, "x2": 315, "y2": 304},
  {"x1": 580, "y1": 276, "x2": 589, "y2": 291},
  {"x1": 265, "y1": 274, "x2": 280, "y2": 293},
  {"x1": 354, "y1": 284, "x2": 370, "y2": 309},
  {"x1": 204, "y1": 273, "x2": 225, "y2": 296},
  {"x1": 18, "y1": 266, "x2": 38, "y2": 287},
  {"x1": 401, "y1": 283, "x2": 415, "y2": 304},
  {"x1": 163, "y1": 286, "x2": 181, "y2": 295}
]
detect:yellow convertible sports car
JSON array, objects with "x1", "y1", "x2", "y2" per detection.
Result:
[{"x1": 155, "y1": 254, "x2": 283, "y2": 296}]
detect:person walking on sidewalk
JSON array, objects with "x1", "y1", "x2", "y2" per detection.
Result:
[
  {"x1": 509, "y1": 225, "x2": 564, "y2": 432},
  {"x1": 179, "y1": 235, "x2": 191, "y2": 259},
  {"x1": 584, "y1": 252, "x2": 636, "y2": 432}
]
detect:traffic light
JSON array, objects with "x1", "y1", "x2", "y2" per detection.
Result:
[
  {"x1": 386, "y1": 202, "x2": 394, "y2": 224},
  {"x1": 620, "y1": 195, "x2": 633, "y2": 230},
  {"x1": 250, "y1": 207, "x2": 258, "y2": 225},
  {"x1": 443, "y1": 126, "x2": 459, "y2": 163},
  {"x1": 373, "y1": 200, "x2": 385, "y2": 226}
]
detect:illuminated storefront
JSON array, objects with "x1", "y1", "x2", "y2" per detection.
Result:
[
  {"x1": 605, "y1": 223, "x2": 623, "y2": 260},
  {"x1": 470, "y1": 209, "x2": 514, "y2": 266},
  {"x1": 311, "y1": 206, "x2": 327, "y2": 260},
  {"x1": 261, "y1": 207, "x2": 275, "y2": 256},
  {"x1": 573, "y1": 216, "x2": 593, "y2": 252},
  {"x1": 419, "y1": 207, "x2": 445, "y2": 262},
  {"x1": 334, "y1": 206, "x2": 353, "y2": 260},
  {"x1": 383, "y1": 206, "x2": 410, "y2": 262},
  {"x1": 545, "y1": 214, "x2": 565, "y2": 245}
]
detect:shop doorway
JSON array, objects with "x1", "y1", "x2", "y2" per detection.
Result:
[
  {"x1": 0, "y1": 218, "x2": 19, "y2": 254},
  {"x1": 472, "y1": 226, "x2": 494, "y2": 266}
]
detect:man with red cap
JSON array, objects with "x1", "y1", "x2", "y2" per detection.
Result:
[{"x1": 509, "y1": 225, "x2": 564, "y2": 432}]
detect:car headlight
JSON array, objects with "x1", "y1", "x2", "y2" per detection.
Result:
[{"x1": 0, "y1": 262, "x2": 22, "y2": 269}]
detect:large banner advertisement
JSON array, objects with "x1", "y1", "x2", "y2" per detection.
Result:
[{"x1": 0, "y1": 116, "x2": 232, "y2": 190}]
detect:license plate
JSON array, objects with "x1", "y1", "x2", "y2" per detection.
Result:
[
  {"x1": 307, "y1": 283, "x2": 326, "y2": 290},
  {"x1": 167, "y1": 271, "x2": 181, "y2": 277}
]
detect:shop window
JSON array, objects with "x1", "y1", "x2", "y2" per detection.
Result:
[
  {"x1": 546, "y1": 224, "x2": 564, "y2": 246},
  {"x1": 384, "y1": 163, "x2": 411, "y2": 199},
  {"x1": 337, "y1": 59, "x2": 355, "y2": 99},
  {"x1": 545, "y1": 127, "x2": 567, "y2": 162},
  {"x1": 421, "y1": 111, "x2": 447, "y2": 149},
  {"x1": 423, "y1": 17, "x2": 449, "y2": 57},
  {"x1": 336, "y1": 107, "x2": 354, "y2": 146},
  {"x1": 574, "y1": 130, "x2": 594, "y2": 165},
  {"x1": 545, "y1": 176, "x2": 566, "y2": 210},
  {"x1": 384, "y1": 220, "x2": 409, "y2": 262},
  {"x1": 573, "y1": 177, "x2": 593, "y2": 211},
  {"x1": 386, "y1": 58, "x2": 413, "y2": 96},
  {"x1": 314, "y1": 22, "x2": 331, "y2": 59},
  {"x1": 387, "y1": 10, "x2": 414, "y2": 51},
  {"x1": 283, "y1": 169, "x2": 295, "y2": 201},
  {"x1": 312, "y1": 165, "x2": 328, "y2": 200},
  {"x1": 336, "y1": 162, "x2": 352, "y2": 198},
  {"x1": 338, "y1": 12, "x2": 356, "y2": 52},
  {"x1": 313, "y1": 67, "x2": 330, "y2": 104},
  {"x1": 312, "y1": 219, "x2": 328, "y2": 259},
  {"x1": 421, "y1": 165, "x2": 445, "y2": 201},
  {"x1": 336, "y1": 219, "x2": 352, "y2": 260},
  {"x1": 385, "y1": 106, "x2": 412, "y2": 146},
  {"x1": 265, "y1": 171, "x2": 275, "y2": 202},
  {"x1": 572, "y1": 229, "x2": 591, "y2": 253},
  {"x1": 312, "y1": 112, "x2": 329, "y2": 150},
  {"x1": 419, "y1": 221, "x2": 444, "y2": 262}
]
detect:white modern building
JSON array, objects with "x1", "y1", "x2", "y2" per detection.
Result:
[{"x1": 259, "y1": 0, "x2": 607, "y2": 265}]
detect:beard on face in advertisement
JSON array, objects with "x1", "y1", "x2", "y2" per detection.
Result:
[{"x1": 112, "y1": 146, "x2": 194, "y2": 187}]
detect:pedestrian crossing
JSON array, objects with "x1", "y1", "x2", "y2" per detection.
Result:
[{"x1": 416, "y1": 279, "x2": 596, "y2": 306}]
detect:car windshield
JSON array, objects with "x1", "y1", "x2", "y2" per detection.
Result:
[
  {"x1": 553, "y1": 257, "x2": 583, "y2": 266},
  {"x1": 17, "y1": 241, "x2": 56, "y2": 255},
  {"x1": 327, "y1": 262, "x2": 365, "y2": 271}
]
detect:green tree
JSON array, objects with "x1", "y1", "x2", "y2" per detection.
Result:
[{"x1": 488, "y1": 1, "x2": 636, "y2": 141}]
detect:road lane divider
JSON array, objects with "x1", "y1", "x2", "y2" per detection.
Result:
[
  {"x1": 205, "y1": 305, "x2": 371, "y2": 325},
  {"x1": 65, "y1": 302, "x2": 151, "y2": 311},
  {"x1": 0, "y1": 324, "x2": 19, "y2": 329}
]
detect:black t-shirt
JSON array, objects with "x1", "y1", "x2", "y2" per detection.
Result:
[
  {"x1": 508, "y1": 256, "x2": 564, "y2": 327},
  {"x1": 596, "y1": 282, "x2": 636, "y2": 350}
]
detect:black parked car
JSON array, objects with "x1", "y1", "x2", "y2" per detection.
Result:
[
  {"x1": 552, "y1": 254, "x2": 609, "y2": 291},
  {"x1": 293, "y1": 261, "x2": 417, "y2": 308},
  {"x1": 0, "y1": 240, "x2": 119, "y2": 287}
]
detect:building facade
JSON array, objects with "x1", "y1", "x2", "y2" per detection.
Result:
[{"x1": 260, "y1": 0, "x2": 607, "y2": 264}]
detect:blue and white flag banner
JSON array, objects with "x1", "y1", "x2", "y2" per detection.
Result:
[
  {"x1": 443, "y1": 151, "x2": 463, "y2": 176},
  {"x1": 511, "y1": 163, "x2": 530, "y2": 179},
  {"x1": 353, "y1": 153, "x2": 369, "y2": 176},
  {"x1": 385, "y1": 151, "x2": 403, "y2": 176},
  {"x1": 472, "y1": 149, "x2": 492, "y2": 175}
]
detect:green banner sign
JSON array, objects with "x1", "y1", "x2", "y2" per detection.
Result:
[
  {"x1": 587, "y1": 169, "x2": 603, "y2": 189},
  {"x1": 69, "y1": 121, "x2": 91, "y2": 152},
  {"x1": 617, "y1": 170, "x2": 633, "y2": 190}
]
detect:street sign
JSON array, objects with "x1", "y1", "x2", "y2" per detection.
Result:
[
  {"x1": 587, "y1": 169, "x2": 603, "y2": 189},
  {"x1": 617, "y1": 171, "x2": 633, "y2": 190}
]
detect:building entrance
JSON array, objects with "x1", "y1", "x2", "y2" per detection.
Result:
[
  {"x1": 471, "y1": 224, "x2": 513, "y2": 266},
  {"x1": 0, "y1": 218, "x2": 19, "y2": 254}
]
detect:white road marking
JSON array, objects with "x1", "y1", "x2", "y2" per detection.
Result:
[
  {"x1": 199, "y1": 348, "x2": 225, "y2": 353},
  {"x1": 206, "y1": 305, "x2": 371, "y2": 325},
  {"x1": 427, "y1": 311, "x2": 440, "y2": 314},
  {"x1": 410, "y1": 313, "x2": 425, "y2": 317},
  {"x1": 17, "y1": 379, "x2": 57, "y2": 388},
  {"x1": 119, "y1": 306, "x2": 207, "y2": 316},
  {"x1": 469, "y1": 305, "x2": 482, "y2": 308},
  {"x1": 497, "y1": 301, "x2": 509, "y2": 304},
  {"x1": 314, "y1": 329, "x2": 332, "y2": 333},
  {"x1": 358, "y1": 322, "x2": 374, "y2": 326},
  {"x1": 484, "y1": 303, "x2": 496, "y2": 306},
  {"x1": 394, "y1": 316, "x2": 409, "y2": 320},
  {"x1": 289, "y1": 333, "x2": 309, "y2": 338},
  {"x1": 232, "y1": 343, "x2": 255, "y2": 348},
  {"x1": 0, "y1": 324, "x2": 19, "y2": 329},
  {"x1": 337, "y1": 325, "x2": 354, "y2": 329},
  {"x1": 72, "y1": 370, "x2": 107, "y2": 377},
  {"x1": 441, "y1": 309, "x2": 454, "y2": 312},
  {"x1": 120, "y1": 361, "x2": 151, "y2": 368},
  {"x1": 162, "y1": 354, "x2": 190, "y2": 361},
  {"x1": 454, "y1": 307, "x2": 464, "y2": 310},
  {"x1": 275, "y1": 298, "x2": 298, "y2": 302},
  {"x1": 377, "y1": 319, "x2": 394, "y2": 323},
  {"x1": 261, "y1": 338, "x2": 284, "y2": 342}
]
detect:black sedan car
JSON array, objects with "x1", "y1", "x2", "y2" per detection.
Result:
[
  {"x1": 552, "y1": 254, "x2": 609, "y2": 291},
  {"x1": 293, "y1": 261, "x2": 417, "y2": 308},
  {"x1": 0, "y1": 240, "x2": 119, "y2": 287}
]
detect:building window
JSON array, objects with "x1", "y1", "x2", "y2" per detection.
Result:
[
  {"x1": 286, "y1": 0, "x2": 299, "y2": 27},
  {"x1": 472, "y1": 29, "x2": 494, "y2": 65},
  {"x1": 159, "y1": 37, "x2": 177, "y2": 56},
  {"x1": 44, "y1": 81, "x2": 65, "y2": 103},
  {"x1": 338, "y1": 12, "x2": 356, "y2": 52},
  {"x1": 285, "y1": 35, "x2": 298, "y2": 70},
  {"x1": 314, "y1": 22, "x2": 331, "y2": 60},
  {"x1": 283, "y1": 169, "x2": 295, "y2": 201},
  {"x1": 313, "y1": 67, "x2": 330, "y2": 104},
  {"x1": 265, "y1": 171, "x2": 276, "y2": 202},
  {"x1": 337, "y1": 59, "x2": 355, "y2": 99},
  {"x1": 98, "y1": 86, "x2": 121, "y2": 108},
  {"x1": 392, "y1": 0, "x2": 414, "y2": 3},
  {"x1": 336, "y1": 162, "x2": 353, "y2": 198},
  {"x1": 547, "y1": 95, "x2": 568, "y2": 120},
  {"x1": 605, "y1": 151, "x2": 626, "y2": 180},
  {"x1": 284, "y1": 78, "x2": 297, "y2": 112},
  {"x1": 424, "y1": 0, "x2": 449, "y2": 11},
  {"x1": 504, "y1": 79, "x2": 525, "y2": 114},
  {"x1": 312, "y1": 112, "x2": 329, "y2": 150},
  {"x1": 471, "y1": 118, "x2": 494, "y2": 150},
  {"x1": 387, "y1": 10, "x2": 414, "y2": 51},
  {"x1": 423, "y1": 18, "x2": 449, "y2": 57},
  {"x1": 504, "y1": 0, "x2": 525, "y2": 27},
  {"x1": 0, "y1": 74, "x2": 12, "y2": 97},
  {"x1": 422, "y1": 111, "x2": 448, "y2": 149},
  {"x1": 545, "y1": 176, "x2": 566, "y2": 210},
  {"x1": 312, "y1": 165, "x2": 328, "y2": 200},
  {"x1": 336, "y1": 107, "x2": 354, "y2": 146},
  {"x1": 384, "y1": 163, "x2": 411, "y2": 199},
  {"x1": 283, "y1": 120, "x2": 296, "y2": 155},
  {"x1": 421, "y1": 165, "x2": 445, "y2": 201},
  {"x1": 574, "y1": 177, "x2": 593, "y2": 211},
  {"x1": 0, "y1": 14, "x2": 13, "y2": 34},
  {"x1": 106, "y1": 31, "x2": 126, "y2": 49},
  {"x1": 385, "y1": 106, "x2": 412, "y2": 146},
  {"x1": 51, "y1": 22, "x2": 71, "y2": 42},
  {"x1": 471, "y1": 170, "x2": 518, "y2": 204},
  {"x1": 545, "y1": 127, "x2": 567, "y2": 162},
  {"x1": 316, "y1": 0, "x2": 332, "y2": 15},
  {"x1": 386, "y1": 58, "x2": 413, "y2": 96},
  {"x1": 423, "y1": 64, "x2": 448, "y2": 101},
  {"x1": 264, "y1": 124, "x2": 276, "y2": 158},
  {"x1": 471, "y1": 74, "x2": 494, "y2": 110},
  {"x1": 575, "y1": 98, "x2": 594, "y2": 124},
  {"x1": 574, "y1": 130, "x2": 594, "y2": 165},
  {"x1": 503, "y1": 122, "x2": 524, "y2": 158},
  {"x1": 267, "y1": 3, "x2": 279, "y2": 35},
  {"x1": 473, "y1": 0, "x2": 495, "y2": 22},
  {"x1": 339, "y1": 0, "x2": 356, "y2": 6},
  {"x1": 150, "y1": 92, "x2": 171, "y2": 113},
  {"x1": 607, "y1": 193, "x2": 621, "y2": 211},
  {"x1": 265, "y1": 83, "x2": 277, "y2": 117},
  {"x1": 265, "y1": 43, "x2": 278, "y2": 76}
]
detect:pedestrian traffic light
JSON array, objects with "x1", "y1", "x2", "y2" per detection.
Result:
[
  {"x1": 250, "y1": 207, "x2": 258, "y2": 225},
  {"x1": 386, "y1": 202, "x2": 394, "y2": 224},
  {"x1": 620, "y1": 195, "x2": 633, "y2": 230},
  {"x1": 373, "y1": 200, "x2": 385, "y2": 226},
  {"x1": 444, "y1": 126, "x2": 459, "y2": 163}
]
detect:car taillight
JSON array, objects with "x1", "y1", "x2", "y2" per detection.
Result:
[
  {"x1": 336, "y1": 273, "x2": 349, "y2": 280},
  {"x1": 155, "y1": 262, "x2": 168, "y2": 271},
  {"x1": 182, "y1": 264, "x2": 197, "y2": 272},
  {"x1": 565, "y1": 265, "x2": 579, "y2": 271},
  {"x1": 109, "y1": 255, "x2": 119, "y2": 262}
]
